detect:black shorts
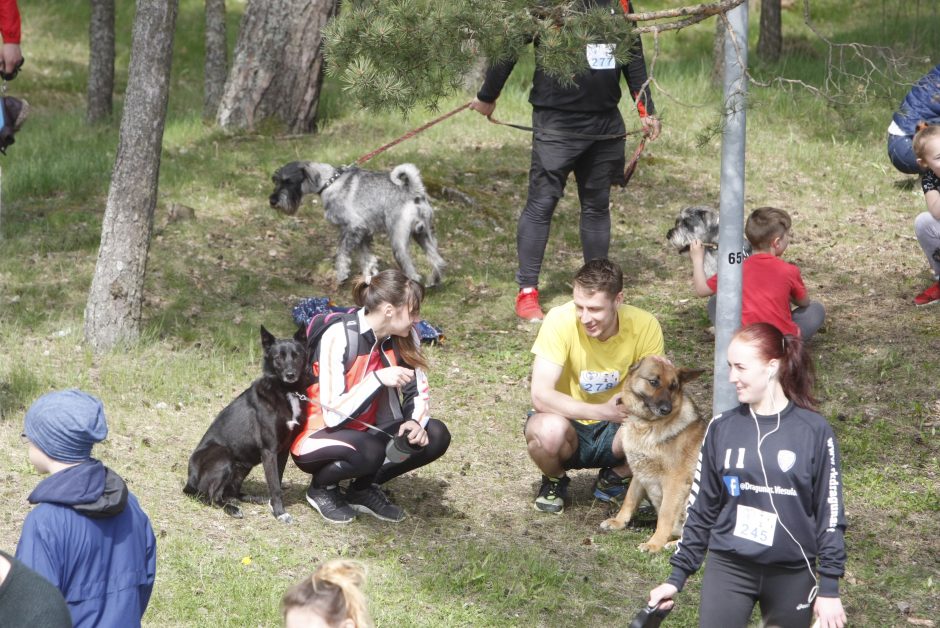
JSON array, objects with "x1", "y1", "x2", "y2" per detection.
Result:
[
  {"x1": 564, "y1": 419, "x2": 623, "y2": 470},
  {"x1": 524, "y1": 411, "x2": 624, "y2": 470}
]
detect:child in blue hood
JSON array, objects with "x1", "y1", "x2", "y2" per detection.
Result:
[{"x1": 15, "y1": 389, "x2": 157, "y2": 628}]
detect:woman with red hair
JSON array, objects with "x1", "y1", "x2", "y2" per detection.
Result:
[{"x1": 647, "y1": 323, "x2": 848, "y2": 628}]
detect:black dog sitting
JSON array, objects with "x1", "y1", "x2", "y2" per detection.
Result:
[{"x1": 183, "y1": 326, "x2": 308, "y2": 522}]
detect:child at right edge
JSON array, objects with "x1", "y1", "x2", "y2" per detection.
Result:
[
  {"x1": 688, "y1": 206, "x2": 826, "y2": 340},
  {"x1": 911, "y1": 124, "x2": 940, "y2": 305}
]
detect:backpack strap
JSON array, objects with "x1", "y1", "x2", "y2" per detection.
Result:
[{"x1": 305, "y1": 310, "x2": 362, "y2": 379}]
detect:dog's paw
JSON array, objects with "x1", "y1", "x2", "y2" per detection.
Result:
[
  {"x1": 638, "y1": 540, "x2": 664, "y2": 553},
  {"x1": 600, "y1": 518, "x2": 626, "y2": 531},
  {"x1": 275, "y1": 512, "x2": 293, "y2": 524},
  {"x1": 663, "y1": 540, "x2": 679, "y2": 551},
  {"x1": 223, "y1": 503, "x2": 244, "y2": 519}
]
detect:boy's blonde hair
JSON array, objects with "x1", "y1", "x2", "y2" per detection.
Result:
[
  {"x1": 745, "y1": 207, "x2": 791, "y2": 250},
  {"x1": 913, "y1": 123, "x2": 940, "y2": 161}
]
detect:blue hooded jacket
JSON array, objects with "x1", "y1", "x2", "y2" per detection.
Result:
[
  {"x1": 16, "y1": 460, "x2": 156, "y2": 628},
  {"x1": 893, "y1": 63, "x2": 940, "y2": 135}
]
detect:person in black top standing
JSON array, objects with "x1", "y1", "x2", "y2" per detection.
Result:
[
  {"x1": 469, "y1": 0, "x2": 661, "y2": 322},
  {"x1": 647, "y1": 322, "x2": 847, "y2": 628}
]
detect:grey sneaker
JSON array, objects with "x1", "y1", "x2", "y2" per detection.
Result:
[
  {"x1": 346, "y1": 484, "x2": 405, "y2": 522},
  {"x1": 534, "y1": 475, "x2": 569, "y2": 514},
  {"x1": 306, "y1": 485, "x2": 357, "y2": 524}
]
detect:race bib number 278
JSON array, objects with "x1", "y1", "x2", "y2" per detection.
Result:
[{"x1": 579, "y1": 370, "x2": 620, "y2": 394}]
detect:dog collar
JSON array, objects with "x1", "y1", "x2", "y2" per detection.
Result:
[{"x1": 317, "y1": 166, "x2": 347, "y2": 194}]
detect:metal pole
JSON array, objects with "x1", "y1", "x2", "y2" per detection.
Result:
[{"x1": 712, "y1": 1, "x2": 749, "y2": 416}]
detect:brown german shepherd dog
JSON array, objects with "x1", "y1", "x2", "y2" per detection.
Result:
[{"x1": 599, "y1": 356, "x2": 706, "y2": 552}]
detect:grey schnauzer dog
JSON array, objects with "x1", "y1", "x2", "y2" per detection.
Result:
[
  {"x1": 666, "y1": 205, "x2": 751, "y2": 277},
  {"x1": 269, "y1": 161, "x2": 446, "y2": 286}
]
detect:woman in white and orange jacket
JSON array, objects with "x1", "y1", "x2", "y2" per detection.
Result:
[{"x1": 291, "y1": 269, "x2": 450, "y2": 524}]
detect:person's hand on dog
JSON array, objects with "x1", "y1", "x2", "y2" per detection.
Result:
[
  {"x1": 399, "y1": 420, "x2": 429, "y2": 447},
  {"x1": 813, "y1": 596, "x2": 846, "y2": 628},
  {"x1": 469, "y1": 97, "x2": 496, "y2": 118},
  {"x1": 642, "y1": 115, "x2": 661, "y2": 141},
  {"x1": 375, "y1": 366, "x2": 414, "y2": 387},
  {"x1": 689, "y1": 239, "x2": 706, "y2": 264},
  {"x1": 646, "y1": 583, "x2": 677, "y2": 612},
  {"x1": 597, "y1": 393, "x2": 631, "y2": 423},
  {"x1": 1, "y1": 43, "x2": 22, "y2": 78}
]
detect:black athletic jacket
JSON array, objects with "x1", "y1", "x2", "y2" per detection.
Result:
[
  {"x1": 667, "y1": 402, "x2": 847, "y2": 597},
  {"x1": 476, "y1": 0, "x2": 655, "y2": 115}
]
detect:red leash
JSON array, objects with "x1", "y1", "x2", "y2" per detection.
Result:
[
  {"x1": 354, "y1": 102, "x2": 472, "y2": 165},
  {"x1": 622, "y1": 134, "x2": 646, "y2": 186}
]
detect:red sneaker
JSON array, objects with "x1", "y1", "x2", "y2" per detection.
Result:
[
  {"x1": 914, "y1": 281, "x2": 940, "y2": 306},
  {"x1": 515, "y1": 287, "x2": 545, "y2": 321}
]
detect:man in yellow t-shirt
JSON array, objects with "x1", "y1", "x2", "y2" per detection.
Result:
[{"x1": 526, "y1": 258, "x2": 664, "y2": 514}]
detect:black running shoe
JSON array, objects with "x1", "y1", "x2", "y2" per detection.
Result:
[
  {"x1": 534, "y1": 474, "x2": 569, "y2": 514},
  {"x1": 306, "y1": 485, "x2": 357, "y2": 524},
  {"x1": 346, "y1": 484, "x2": 405, "y2": 522}
]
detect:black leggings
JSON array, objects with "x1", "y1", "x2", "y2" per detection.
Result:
[
  {"x1": 698, "y1": 551, "x2": 816, "y2": 628},
  {"x1": 292, "y1": 419, "x2": 450, "y2": 491}
]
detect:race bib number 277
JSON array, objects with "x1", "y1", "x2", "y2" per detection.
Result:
[{"x1": 586, "y1": 44, "x2": 616, "y2": 70}]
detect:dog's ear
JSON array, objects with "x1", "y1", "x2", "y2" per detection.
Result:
[
  {"x1": 293, "y1": 325, "x2": 307, "y2": 344},
  {"x1": 301, "y1": 164, "x2": 321, "y2": 189},
  {"x1": 260, "y1": 325, "x2": 276, "y2": 349},
  {"x1": 678, "y1": 368, "x2": 705, "y2": 386}
]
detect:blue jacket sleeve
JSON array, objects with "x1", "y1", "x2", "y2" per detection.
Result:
[
  {"x1": 667, "y1": 419, "x2": 722, "y2": 590},
  {"x1": 813, "y1": 424, "x2": 847, "y2": 597},
  {"x1": 140, "y1": 518, "x2": 157, "y2": 613},
  {"x1": 15, "y1": 510, "x2": 63, "y2": 591}
]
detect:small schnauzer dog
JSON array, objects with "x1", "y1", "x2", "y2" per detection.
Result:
[
  {"x1": 666, "y1": 205, "x2": 751, "y2": 277},
  {"x1": 269, "y1": 161, "x2": 446, "y2": 287}
]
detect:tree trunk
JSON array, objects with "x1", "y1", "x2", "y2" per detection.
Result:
[
  {"x1": 711, "y1": 13, "x2": 725, "y2": 86},
  {"x1": 84, "y1": 0, "x2": 179, "y2": 353},
  {"x1": 203, "y1": 0, "x2": 227, "y2": 120},
  {"x1": 757, "y1": 0, "x2": 782, "y2": 62},
  {"x1": 86, "y1": 0, "x2": 115, "y2": 124},
  {"x1": 217, "y1": 0, "x2": 337, "y2": 133}
]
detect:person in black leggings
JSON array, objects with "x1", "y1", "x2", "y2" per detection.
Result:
[
  {"x1": 469, "y1": 0, "x2": 662, "y2": 322},
  {"x1": 290, "y1": 269, "x2": 451, "y2": 524},
  {"x1": 646, "y1": 323, "x2": 847, "y2": 628}
]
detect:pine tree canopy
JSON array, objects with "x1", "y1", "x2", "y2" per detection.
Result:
[{"x1": 324, "y1": 1, "x2": 639, "y2": 113}]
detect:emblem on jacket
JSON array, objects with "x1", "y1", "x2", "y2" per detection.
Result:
[{"x1": 777, "y1": 450, "x2": 796, "y2": 473}]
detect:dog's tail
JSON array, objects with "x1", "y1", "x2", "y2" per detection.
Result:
[{"x1": 390, "y1": 163, "x2": 426, "y2": 195}]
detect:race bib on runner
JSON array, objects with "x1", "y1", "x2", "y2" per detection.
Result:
[
  {"x1": 733, "y1": 504, "x2": 777, "y2": 546},
  {"x1": 586, "y1": 43, "x2": 616, "y2": 70},
  {"x1": 579, "y1": 370, "x2": 620, "y2": 394}
]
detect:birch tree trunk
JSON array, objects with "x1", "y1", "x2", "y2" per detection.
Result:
[
  {"x1": 203, "y1": 0, "x2": 227, "y2": 120},
  {"x1": 86, "y1": 0, "x2": 115, "y2": 124},
  {"x1": 216, "y1": 0, "x2": 337, "y2": 133},
  {"x1": 84, "y1": 0, "x2": 179, "y2": 353}
]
